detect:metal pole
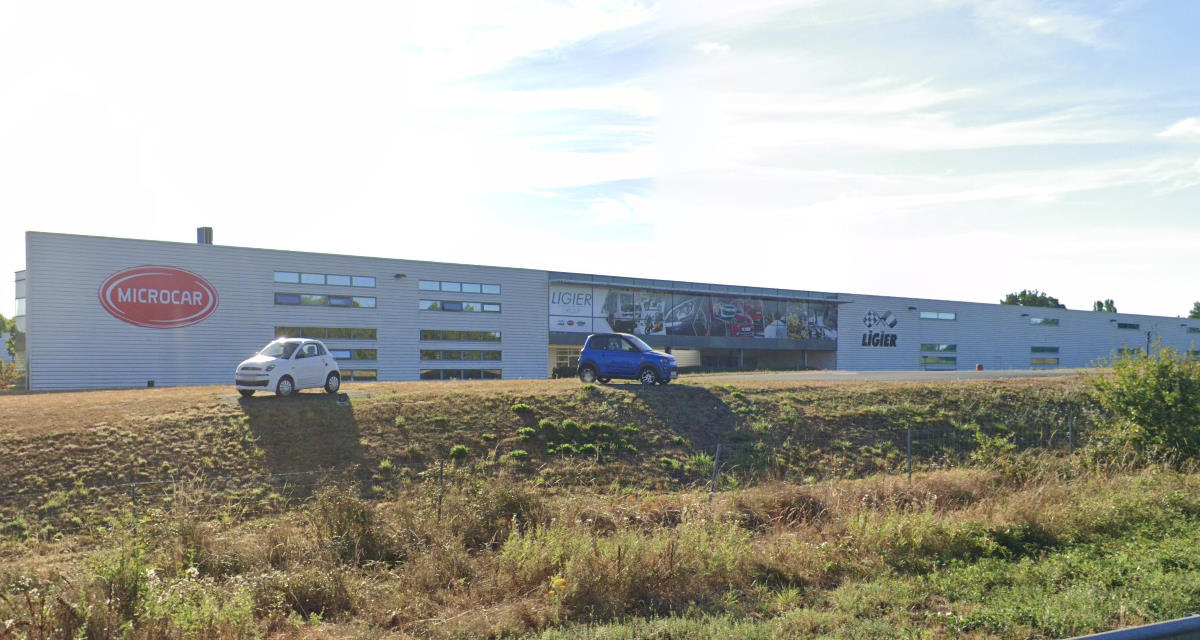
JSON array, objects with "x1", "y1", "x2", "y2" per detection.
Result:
[
  {"x1": 1069, "y1": 417, "x2": 1075, "y2": 455},
  {"x1": 906, "y1": 428, "x2": 912, "y2": 482},
  {"x1": 708, "y1": 444, "x2": 721, "y2": 501}
]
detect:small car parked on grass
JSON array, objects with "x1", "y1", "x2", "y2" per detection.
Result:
[
  {"x1": 235, "y1": 338, "x2": 341, "y2": 397},
  {"x1": 577, "y1": 332, "x2": 678, "y2": 386}
]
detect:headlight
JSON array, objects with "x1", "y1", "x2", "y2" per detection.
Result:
[{"x1": 266, "y1": 364, "x2": 276, "y2": 372}]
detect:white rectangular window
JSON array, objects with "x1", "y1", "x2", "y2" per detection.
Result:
[{"x1": 919, "y1": 311, "x2": 956, "y2": 321}]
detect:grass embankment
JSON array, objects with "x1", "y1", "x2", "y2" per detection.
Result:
[
  {"x1": 2, "y1": 377, "x2": 1088, "y2": 540},
  {"x1": 10, "y1": 375, "x2": 1198, "y2": 638}
]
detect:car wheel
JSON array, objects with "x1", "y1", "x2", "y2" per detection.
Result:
[
  {"x1": 238, "y1": 389, "x2": 255, "y2": 398},
  {"x1": 638, "y1": 367, "x2": 659, "y2": 386},
  {"x1": 276, "y1": 376, "x2": 295, "y2": 397},
  {"x1": 579, "y1": 365, "x2": 598, "y2": 384},
  {"x1": 324, "y1": 372, "x2": 341, "y2": 394}
]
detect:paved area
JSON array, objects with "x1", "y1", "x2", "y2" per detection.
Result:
[{"x1": 696, "y1": 368, "x2": 1090, "y2": 383}]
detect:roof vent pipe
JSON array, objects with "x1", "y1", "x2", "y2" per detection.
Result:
[{"x1": 197, "y1": 227, "x2": 213, "y2": 245}]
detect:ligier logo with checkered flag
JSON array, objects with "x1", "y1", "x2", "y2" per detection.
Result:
[{"x1": 862, "y1": 310, "x2": 898, "y2": 347}]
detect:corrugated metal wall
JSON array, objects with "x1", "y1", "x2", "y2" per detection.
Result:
[
  {"x1": 837, "y1": 293, "x2": 1200, "y2": 371},
  {"x1": 26, "y1": 232, "x2": 548, "y2": 390}
]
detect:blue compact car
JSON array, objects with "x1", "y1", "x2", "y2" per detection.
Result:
[{"x1": 577, "y1": 333, "x2": 678, "y2": 386}]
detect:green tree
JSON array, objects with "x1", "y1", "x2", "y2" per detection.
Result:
[
  {"x1": 1001, "y1": 289, "x2": 1066, "y2": 309},
  {"x1": 1190, "y1": 302, "x2": 1200, "y2": 319},
  {"x1": 1092, "y1": 299, "x2": 1117, "y2": 313},
  {"x1": 1089, "y1": 345, "x2": 1200, "y2": 462}
]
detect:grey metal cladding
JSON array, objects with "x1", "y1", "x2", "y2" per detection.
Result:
[
  {"x1": 838, "y1": 293, "x2": 1198, "y2": 371},
  {"x1": 25, "y1": 232, "x2": 548, "y2": 390}
]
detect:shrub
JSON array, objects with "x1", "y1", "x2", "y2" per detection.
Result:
[
  {"x1": 551, "y1": 364, "x2": 577, "y2": 379},
  {"x1": 462, "y1": 484, "x2": 548, "y2": 550},
  {"x1": 579, "y1": 443, "x2": 597, "y2": 456},
  {"x1": 510, "y1": 403, "x2": 534, "y2": 414},
  {"x1": 556, "y1": 443, "x2": 579, "y2": 456},
  {"x1": 393, "y1": 415, "x2": 406, "y2": 428},
  {"x1": 538, "y1": 418, "x2": 556, "y2": 430},
  {"x1": 308, "y1": 486, "x2": 407, "y2": 566},
  {"x1": 517, "y1": 427, "x2": 537, "y2": 440},
  {"x1": 449, "y1": 444, "x2": 469, "y2": 460},
  {"x1": 1090, "y1": 346, "x2": 1200, "y2": 461},
  {"x1": 508, "y1": 449, "x2": 529, "y2": 461},
  {"x1": 482, "y1": 433, "x2": 497, "y2": 441},
  {"x1": 378, "y1": 458, "x2": 394, "y2": 473},
  {"x1": 660, "y1": 457, "x2": 681, "y2": 470}
]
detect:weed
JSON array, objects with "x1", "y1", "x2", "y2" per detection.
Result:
[{"x1": 450, "y1": 444, "x2": 469, "y2": 460}]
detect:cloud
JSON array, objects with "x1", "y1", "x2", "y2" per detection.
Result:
[
  {"x1": 1159, "y1": 117, "x2": 1200, "y2": 140},
  {"x1": 967, "y1": 0, "x2": 1113, "y2": 48},
  {"x1": 693, "y1": 41, "x2": 731, "y2": 55}
]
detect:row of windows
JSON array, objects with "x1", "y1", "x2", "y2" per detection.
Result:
[
  {"x1": 419, "y1": 280, "x2": 501, "y2": 295},
  {"x1": 1030, "y1": 358, "x2": 1060, "y2": 366},
  {"x1": 920, "y1": 344, "x2": 956, "y2": 352},
  {"x1": 1116, "y1": 322, "x2": 1140, "y2": 330},
  {"x1": 1030, "y1": 317, "x2": 1059, "y2": 326},
  {"x1": 275, "y1": 326, "x2": 378, "y2": 340},
  {"x1": 420, "y1": 329, "x2": 502, "y2": 342},
  {"x1": 275, "y1": 271, "x2": 376, "y2": 288},
  {"x1": 420, "y1": 350, "x2": 501, "y2": 361},
  {"x1": 331, "y1": 349, "x2": 377, "y2": 361},
  {"x1": 919, "y1": 311, "x2": 957, "y2": 321},
  {"x1": 344, "y1": 369, "x2": 378, "y2": 381},
  {"x1": 420, "y1": 369, "x2": 503, "y2": 380},
  {"x1": 1031, "y1": 346, "x2": 1059, "y2": 353},
  {"x1": 1190, "y1": 328, "x2": 1200, "y2": 334},
  {"x1": 419, "y1": 300, "x2": 501, "y2": 313},
  {"x1": 919, "y1": 356, "x2": 956, "y2": 366},
  {"x1": 275, "y1": 293, "x2": 377, "y2": 308}
]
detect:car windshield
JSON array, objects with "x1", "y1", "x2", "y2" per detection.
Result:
[
  {"x1": 625, "y1": 335, "x2": 653, "y2": 352},
  {"x1": 259, "y1": 341, "x2": 299, "y2": 359}
]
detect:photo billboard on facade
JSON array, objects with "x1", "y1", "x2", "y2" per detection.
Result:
[{"x1": 548, "y1": 285, "x2": 837, "y2": 340}]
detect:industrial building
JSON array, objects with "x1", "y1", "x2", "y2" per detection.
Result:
[{"x1": 13, "y1": 230, "x2": 1200, "y2": 390}]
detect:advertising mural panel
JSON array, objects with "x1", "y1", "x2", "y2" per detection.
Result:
[{"x1": 549, "y1": 285, "x2": 837, "y2": 341}]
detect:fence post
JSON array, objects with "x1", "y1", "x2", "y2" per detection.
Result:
[
  {"x1": 1069, "y1": 417, "x2": 1075, "y2": 455},
  {"x1": 906, "y1": 428, "x2": 912, "y2": 483},
  {"x1": 708, "y1": 444, "x2": 721, "y2": 501},
  {"x1": 130, "y1": 482, "x2": 138, "y2": 528},
  {"x1": 436, "y1": 459, "x2": 445, "y2": 524}
]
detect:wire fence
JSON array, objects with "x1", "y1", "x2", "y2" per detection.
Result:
[{"x1": 0, "y1": 419, "x2": 1088, "y2": 543}]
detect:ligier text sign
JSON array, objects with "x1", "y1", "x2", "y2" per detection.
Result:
[{"x1": 99, "y1": 266, "x2": 218, "y2": 328}]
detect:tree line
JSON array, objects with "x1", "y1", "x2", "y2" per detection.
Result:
[{"x1": 1001, "y1": 290, "x2": 1200, "y2": 318}]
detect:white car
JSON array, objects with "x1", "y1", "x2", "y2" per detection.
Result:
[{"x1": 235, "y1": 338, "x2": 341, "y2": 397}]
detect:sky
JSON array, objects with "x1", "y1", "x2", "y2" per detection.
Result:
[{"x1": 2, "y1": 0, "x2": 1200, "y2": 320}]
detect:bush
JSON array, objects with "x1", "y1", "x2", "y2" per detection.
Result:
[
  {"x1": 449, "y1": 444, "x2": 469, "y2": 460},
  {"x1": 309, "y1": 486, "x2": 407, "y2": 566},
  {"x1": 538, "y1": 418, "x2": 556, "y2": 431},
  {"x1": 551, "y1": 364, "x2": 577, "y2": 379},
  {"x1": 508, "y1": 449, "x2": 529, "y2": 461},
  {"x1": 517, "y1": 427, "x2": 537, "y2": 440},
  {"x1": 510, "y1": 403, "x2": 534, "y2": 414},
  {"x1": 1090, "y1": 346, "x2": 1200, "y2": 461}
]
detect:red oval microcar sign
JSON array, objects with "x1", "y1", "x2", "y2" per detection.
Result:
[{"x1": 98, "y1": 266, "x2": 219, "y2": 329}]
